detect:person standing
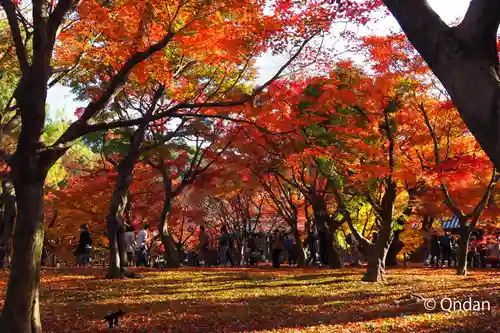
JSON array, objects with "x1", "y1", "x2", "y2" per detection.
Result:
[
  {"x1": 271, "y1": 229, "x2": 283, "y2": 268},
  {"x1": 468, "y1": 237, "x2": 478, "y2": 268},
  {"x1": 350, "y1": 233, "x2": 361, "y2": 266},
  {"x1": 124, "y1": 226, "x2": 136, "y2": 266},
  {"x1": 288, "y1": 233, "x2": 298, "y2": 266},
  {"x1": 218, "y1": 226, "x2": 233, "y2": 267},
  {"x1": 284, "y1": 232, "x2": 292, "y2": 265},
  {"x1": 430, "y1": 234, "x2": 441, "y2": 268},
  {"x1": 440, "y1": 232, "x2": 452, "y2": 267},
  {"x1": 308, "y1": 226, "x2": 318, "y2": 266},
  {"x1": 0, "y1": 179, "x2": 16, "y2": 268},
  {"x1": 136, "y1": 223, "x2": 149, "y2": 267},
  {"x1": 198, "y1": 226, "x2": 209, "y2": 267},
  {"x1": 76, "y1": 224, "x2": 92, "y2": 267},
  {"x1": 449, "y1": 236, "x2": 458, "y2": 267}
]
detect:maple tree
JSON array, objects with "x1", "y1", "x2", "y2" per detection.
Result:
[
  {"x1": 418, "y1": 102, "x2": 499, "y2": 275},
  {"x1": 200, "y1": 168, "x2": 288, "y2": 261},
  {"x1": 101, "y1": 85, "x2": 171, "y2": 278},
  {"x1": 360, "y1": 33, "x2": 500, "y2": 276},
  {"x1": 229, "y1": 80, "x2": 358, "y2": 268},
  {"x1": 245, "y1": 55, "x2": 435, "y2": 281},
  {"x1": 144, "y1": 118, "x2": 239, "y2": 268}
]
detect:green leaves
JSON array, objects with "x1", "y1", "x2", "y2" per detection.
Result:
[{"x1": 304, "y1": 83, "x2": 323, "y2": 98}]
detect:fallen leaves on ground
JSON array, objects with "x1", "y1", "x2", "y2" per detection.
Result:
[{"x1": 1, "y1": 267, "x2": 499, "y2": 332}]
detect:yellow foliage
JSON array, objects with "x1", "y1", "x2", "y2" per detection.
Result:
[{"x1": 399, "y1": 228, "x2": 424, "y2": 259}]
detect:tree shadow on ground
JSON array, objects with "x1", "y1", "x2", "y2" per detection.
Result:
[
  {"x1": 0, "y1": 267, "x2": 497, "y2": 332},
  {"x1": 42, "y1": 289, "x2": 500, "y2": 333},
  {"x1": 26, "y1": 268, "x2": 500, "y2": 332}
]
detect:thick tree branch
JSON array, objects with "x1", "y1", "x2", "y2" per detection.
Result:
[
  {"x1": 47, "y1": 0, "x2": 74, "y2": 51},
  {"x1": 55, "y1": 31, "x2": 176, "y2": 144},
  {"x1": 468, "y1": 168, "x2": 499, "y2": 223},
  {"x1": 55, "y1": 31, "x2": 314, "y2": 145},
  {"x1": 48, "y1": 52, "x2": 85, "y2": 87},
  {"x1": 332, "y1": 185, "x2": 372, "y2": 248},
  {"x1": 458, "y1": 0, "x2": 500, "y2": 53},
  {"x1": 383, "y1": 0, "x2": 500, "y2": 174},
  {"x1": 420, "y1": 103, "x2": 464, "y2": 218},
  {"x1": 1, "y1": 0, "x2": 29, "y2": 74},
  {"x1": 381, "y1": 0, "x2": 450, "y2": 66}
]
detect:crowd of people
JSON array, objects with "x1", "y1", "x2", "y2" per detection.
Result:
[
  {"x1": 197, "y1": 226, "x2": 300, "y2": 268},
  {"x1": 74, "y1": 223, "x2": 151, "y2": 267},
  {"x1": 422, "y1": 232, "x2": 500, "y2": 268},
  {"x1": 73, "y1": 222, "x2": 500, "y2": 269}
]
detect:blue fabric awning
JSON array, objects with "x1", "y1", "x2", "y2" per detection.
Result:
[
  {"x1": 410, "y1": 216, "x2": 461, "y2": 230},
  {"x1": 440, "y1": 216, "x2": 460, "y2": 229}
]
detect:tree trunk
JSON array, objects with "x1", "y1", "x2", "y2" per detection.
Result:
[
  {"x1": 311, "y1": 200, "x2": 331, "y2": 266},
  {"x1": 0, "y1": 169, "x2": 45, "y2": 333},
  {"x1": 107, "y1": 223, "x2": 121, "y2": 277},
  {"x1": 385, "y1": 230, "x2": 401, "y2": 267},
  {"x1": 106, "y1": 128, "x2": 149, "y2": 277},
  {"x1": 363, "y1": 223, "x2": 393, "y2": 282},
  {"x1": 386, "y1": 192, "x2": 416, "y2": 267},
  {"x1": 107, "y1": 214, "x2": 130, "y2": 277},
  {"x1": 363, "y1": 179, "x2": 397, "y2": 282},
  {"x1": 457, "y1": 225, "x2": 471, "y2": 276},
  {"x1": 311, "y1": 199, "x2": 343, "y2": 269},
  {"x1": 160, "y1": 232, "x2": 179, "y2": 268},
  {"x1": 0, "y1": 189, "x2": 16, "y2": 268},
  {"x1": 328, "y1": 229, "x2": 344, "y2": 269},
  {"x1": 0, "y1": 71, "x2": 53, "y2": 331},
  {"x1": 158, "y1": 176, "x2": 180, "y2": 268},
  {"x1": 105, "y1": 86, "x2": 165, "y2": 276},
  {"x1": 291, "y1": 226, "x2": 306, "y2": 268}
]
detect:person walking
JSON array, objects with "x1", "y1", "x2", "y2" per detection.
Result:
[
  {"x1": 271, "y1": 229, "x2": 283, "y2": 268},
  {"x1": 75, "y1": 224, "x2": 92, "y2": 267},
  {"x1": 218, "y1": 226, "x2": 233, "y2": 267},
  {"x1": 136, "y1": 223, "x2": 149, "y2": 267},
  {"x1": 198, "y1": 226, "x2": 209, "y2": 267},
  {"x1": 124, "y1": 225, "x2": 136, "y2": 266}
]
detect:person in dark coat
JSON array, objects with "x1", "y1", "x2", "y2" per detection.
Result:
[
  {"x1": 430, "y1": 234, "x2": 441, "y2": 268},
  {"x1": 440, "y1": 232, "x2": 452, "y2": 267},
  {"x1": 271, "y1": 229, "x2": 283, "y2": 268},
  {"x1": 218, "y1": 226, "x2": 234, "y2": 267},
  {"x1": 75, "y1": 224, "x2": 92, "y2": 267}
]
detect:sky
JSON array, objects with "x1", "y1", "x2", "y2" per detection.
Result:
[{"x1": 46, "y1": 0, "x2": 472, "y2": 119}]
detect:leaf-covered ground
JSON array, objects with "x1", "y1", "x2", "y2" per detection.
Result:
[{"x1": 1, "y1": 267, "x2": 500, "y2": 332}]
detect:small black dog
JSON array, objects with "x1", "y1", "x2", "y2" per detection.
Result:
[{"x1": 104, "y1": 309, "x2": 126, "y2": 328}]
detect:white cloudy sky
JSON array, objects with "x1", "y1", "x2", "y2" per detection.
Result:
[{"x1": 46, "y1": 0, "x2": 472, "y2": 118}]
